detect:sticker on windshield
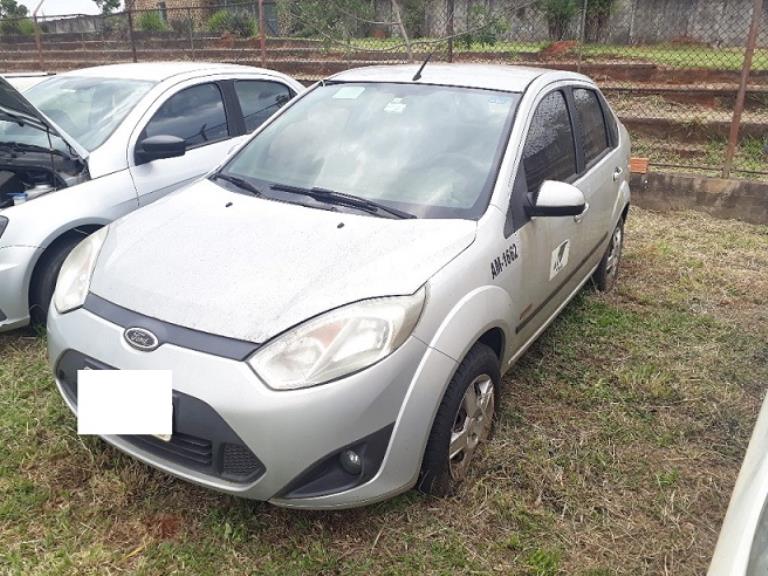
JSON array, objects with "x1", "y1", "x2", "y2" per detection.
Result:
[
  {"x1": 488, "y1": 96, "x2": 512, "y2": 114},
  {"x1": 550, "y1": 239, "x2": 570, "y2": 280},
  {"x1": 384, "y1": 97, "x2": 407, "y2": 114},
  {"x1": 333, "y1": 86, "x2": 366, "y2": 100}
]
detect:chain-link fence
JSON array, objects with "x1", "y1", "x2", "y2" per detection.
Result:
[{"x1": 0, "y1": 0, "x2": 766, "y2": 179}]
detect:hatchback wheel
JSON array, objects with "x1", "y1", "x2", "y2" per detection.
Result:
[
  {"x1": 418, "y1": 342, "x2": 499, "y2": 496},
  {"x1": 593, "y1": 218, "x2": 624, "y2": 292}
]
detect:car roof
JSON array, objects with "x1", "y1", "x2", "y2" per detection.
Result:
[
  {"x1": 58, "y1": 61, "x2": 283, "y2": 83},
  {"x1": 328, "y1": 63, "x2": 592, "y2": 93}
]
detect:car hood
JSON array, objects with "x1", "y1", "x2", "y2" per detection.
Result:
[
  {"x1": 90, "y1": 179, "x2": 476, "y2": 344},
  {"x1": 0, "y1": 76, "x2": 88, "y2": 162}
]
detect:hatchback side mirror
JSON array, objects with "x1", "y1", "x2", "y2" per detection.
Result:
[
  {"x1": 136, "y1": 135, "x2": 186, "y2": 164},
  {"x1": 526, "y1": 180, "x2": 586, "y2": 218}
]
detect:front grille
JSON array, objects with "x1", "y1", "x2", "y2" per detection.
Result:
[{"x1": 56, "y1": 349, "x2": 265, "y2": 483}]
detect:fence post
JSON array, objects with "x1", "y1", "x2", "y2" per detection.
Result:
[
  {"x1": 188, "y1": 7, "x2": 194, "y2": 54},
  {"x1": 127, "y1": 5, "x2": 138, "y2": 63},
  {"x1": 446, "y1": 0, "x2": 454, "y2": 63},
  {"x1": 32, "y1": 0, "x2": 45, "y2": 71},
  {"x1": 722, "y1": 0, "x2": 764, "y2": 179},
  {"x1": 258, "y1": 0, "x2": 266, "y2": 67}
]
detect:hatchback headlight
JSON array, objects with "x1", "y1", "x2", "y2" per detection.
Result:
[
  {"x1": 249, "y1": 288, "x2": 426, "y2": 390},
  {"x1": 53, "y1": 227, "x2": 108, "y2": 314}
]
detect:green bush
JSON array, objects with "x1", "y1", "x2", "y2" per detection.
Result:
[
  {"x1": 459, "y1": 5, "x2": 508, "y2": 49},
  {"x1": 539, "y1": 0, "x2": 577, "y2": 40},
  {"x1": 137, "y1": 10, "x2": 167, "y2": 32},
  {"x1": 169, "y1": 16, "x2": 194, "y2": 35},
  {"x1": 207, "y1": 9, "x2": 256, "y2": 38},
  {"x1": 0, "y1": 17, "x2": 35, "y2": 36}
]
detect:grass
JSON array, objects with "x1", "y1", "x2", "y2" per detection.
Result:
[{"x1": 1, "y1": 207, "x2": 767, "y2": 574}]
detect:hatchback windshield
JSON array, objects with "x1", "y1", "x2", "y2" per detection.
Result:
[
  {"x1": 221, "y1": 82, "x2": 521, "y2": 219},
  {"x1": 19, "y1": 76, "x2": 155, "y2": 151}
]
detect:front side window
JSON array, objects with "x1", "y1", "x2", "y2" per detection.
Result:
[
  {"x1": 522, "y1": 90, "x2": 576, "y2": 194},
  {"x1": 143, "y1": 83, "x2": 228, "y2": 148},
  {"x1": 573, "y1": 88, "x2": 609, "y2": 166},
  {"x1": 15, "y1": 75, "x2": 155, "y2": 151},
  {"x1": 221, "y1": 82, "x2": 520, "y2": 219},
  {"x1": 234, "y1": 80, "x2": 293, "y2": 133}
]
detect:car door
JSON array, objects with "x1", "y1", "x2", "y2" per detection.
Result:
[
  {"x1": 503, "y1": 87, "x2": 585, "y2": 346},
  {"x1": 129, "y1": 80, "x2": 236, "y2": 206},
  {"x1": 570, "y1": 85, "x2": 622, "y2": 253}
]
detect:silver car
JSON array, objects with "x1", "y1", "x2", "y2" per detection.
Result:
[
  {"x1": 0, "y1": 62, "x2": 302, "y2": 331},
  {"x1": 48, "y1": 64, "x2": 631, "y2": 509}
]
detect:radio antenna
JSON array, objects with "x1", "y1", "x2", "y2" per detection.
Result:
[{"x1": 412, "y1": 52, "x2": 434, "y2": 82}]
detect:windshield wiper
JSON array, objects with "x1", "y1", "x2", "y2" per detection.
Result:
[
  {"x1": 270, "y1": 183, "x2": 415, "y2": 219},
  {"x1": 212, "y1": 173, "x2": 263, "y2": 197}
]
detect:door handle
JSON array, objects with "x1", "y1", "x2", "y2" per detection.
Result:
[
  {"x1": 613, "y1": 167, "x2": 624, "y2": 182},
  {"x1": 574, "y1": 202, "x2": 589, "y2": 223}
]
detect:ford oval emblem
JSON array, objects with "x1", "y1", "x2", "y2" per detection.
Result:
[{"x1": 124, "y1": 327, "x2": 160, "y2": 351}]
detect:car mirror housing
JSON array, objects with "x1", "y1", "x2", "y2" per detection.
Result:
[
  {"x1": 136, "y1": 135, "x2": 186, "y2": 164},
  {"x1": 526, "y1": 180, "x2": 586, "y2": 218}
]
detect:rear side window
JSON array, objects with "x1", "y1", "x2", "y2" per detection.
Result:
[
  {"x1": 573, "y1": 88, "x2": 609, "y2": 165},
  {"x1": 522, "y1": 90, "x2": 576, "y2": 193},
  {"x1": 234, "y1": 80, "x2": 293, "y2": 133},
  {"x1": 144, "y1": 83, "x2": 229, "y2": 148}
]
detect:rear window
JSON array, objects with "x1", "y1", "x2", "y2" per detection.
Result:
[{"x1": 573, "y1": 88, "x2": 609, "y2": 165}]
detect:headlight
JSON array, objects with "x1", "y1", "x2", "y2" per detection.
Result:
[
  {"x1": 53, "y1": 227, "x2": 108, "y2": 314},
  {"x1": 0, "y1": 216, "x2": 8, "y2": 238},
  {"x1": 249, "y1": 288, "x2": 426, "y2": 390}
]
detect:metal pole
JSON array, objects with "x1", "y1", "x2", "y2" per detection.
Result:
[
  {"x1": 127, "y1": 3, "x2": 138, "y2": 63},
  {"x1": 722, "y1": 0, "x2": 763, "y2": 179},
  {"x1": 188, "y1": 7, "x2": 194, "y2": 53},
  {"x1": 577, "y1": 0, "x2": 588, "y2": 73},
  {"x1": 446, "y1": 0, "x2": 454, "y2": 63},
  {"x1": 33, "y1": 0, "x2": 45, "y2": 71},
  {"x1": 258, "y1": 0, "x2": 266, "y2": 67}
]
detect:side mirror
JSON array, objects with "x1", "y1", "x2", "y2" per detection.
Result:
[
  {"x1": 136, "y1": 135, "x2": 186, "y2": 164},
  {"x1": 526, "y1": 180, "x2": 586, "y2": 218}
]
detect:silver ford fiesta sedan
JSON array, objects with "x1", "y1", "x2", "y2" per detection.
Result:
[{"x1": 48, "y1": 64, "x2": 631, "y2": 509}]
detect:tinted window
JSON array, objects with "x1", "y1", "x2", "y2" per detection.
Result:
[
  {"x1": 522, "y1": 90, "x2": 576, "y2": 193},
  {"x1": 143, "y1": 83, "x2": 228, "y2": 148},
  {"x1": 574, "y1": 88, "x2": 609, "y2": 165},
  {"x1": 235, "y1": 80, "x2": 292, "y2": 133}
]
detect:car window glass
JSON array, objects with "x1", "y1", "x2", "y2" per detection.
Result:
[
  {"x1": 143, "y1": 83, "x2": 228, "y2": 148},
  {"x1": 234, "y1": 80, "x2": 292, "y2": 133},
  {"x1": 574, "y1": 88, "x2": 609, "y2": 165},
  {"x1": 522, "y1": 90, "x2": 576, "y2": 194}
]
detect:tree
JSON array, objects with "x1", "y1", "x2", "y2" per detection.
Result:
[
  {"x1": 539, "y1": 0, "x2": 577, "y2": 41},
  {"x1": 0, "y1": 0, "x2": 32, "y2": 35},
  {"x1": 584, "y1": 0, "x2": 616, "y2": 43},
  {"x1": 0, "y1": 0, "x2": 28, "y2": 18},
  {"x1": 93, "y1": 0, "x2": 121, "y2": 15}
]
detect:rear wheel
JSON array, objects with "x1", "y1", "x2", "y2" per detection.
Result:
[
  {"x1": 593, "y1": 218, "x2": 624, "y2": 292},
  {"x1": 29, "y1": 234, "x2": 85, "y2": 326},
  {"x1": 418, "y1": 342, "x2": 500, "y2": 497}
]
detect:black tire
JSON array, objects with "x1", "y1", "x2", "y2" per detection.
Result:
[
  {"x1": 593, "y1": 218, "x2": 625, "y2": 292},
  {"x1": 29, "y1": 233, "x2": 87, "y2": 326},
  {"x1": 417, "y1": 342, "x2": 500, "y2": 497}
]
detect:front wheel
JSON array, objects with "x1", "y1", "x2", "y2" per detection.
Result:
[
  {"x1": 418, "y1": 342, "x2": 500, "y2": 497},
  {"x1": 593, "y1": 218, "x2": 624, "y2": 292}
]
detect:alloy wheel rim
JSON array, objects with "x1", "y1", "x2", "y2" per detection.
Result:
[
  {"x1": 448, "y1": 374, "x2": 495, "y2": 481},
  {"x1": 605, "y1": 226, "x2": 623, "y2": 281}
]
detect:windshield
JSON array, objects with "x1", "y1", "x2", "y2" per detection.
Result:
[
  {"x1": 221, "y1": 82, "x2": 521, "y2": 219},
  {"x1": 16, "y1": 75, "x2": 155, "y2": 151}
]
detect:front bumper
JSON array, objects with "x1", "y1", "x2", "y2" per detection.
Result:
[
  {"x1": 47, "y1": 300, "x2": 457, "y2": 508},
  {"x1": 0, "y1": 245, "x2": 39, "y2": 332}
]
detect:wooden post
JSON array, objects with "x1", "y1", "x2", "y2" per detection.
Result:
[
  {"x1": 446, "y1": 0, "x2": 454, "y2": 63},
  {"x1": 722, "y1": 0, "x2": 764, "y2": 179},
  {"x1": 32, "y1": 0, "x2": 45, "y2": 71},
  {"x1": 126, "y1": 1, "x2": 138, "y2": 63}
]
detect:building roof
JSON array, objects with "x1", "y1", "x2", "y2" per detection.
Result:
[{"x1": 329, "y1": 63, "x2": 590, "y2": 92}]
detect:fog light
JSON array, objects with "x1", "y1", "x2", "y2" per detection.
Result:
[{"x1": 339, "y1": 449, "x2": 362, "y2": 475}]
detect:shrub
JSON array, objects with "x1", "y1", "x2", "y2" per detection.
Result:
[
  {"x1": 0, "y1": 17, "x2": 35, "y2": 36},
  {"x1": 169, "y1": 16, "x2": 194, "y2": 35},
  {"x1": 207, "y1": 9, "x2": 256, "y2": 38},
  {"x1": 137, "y1": 10, "x2": 167, "y2": 32},
  {"x1": 459, "y1": 5, "x2": 508, "y2": 49},
  {"x1": 539, "y1": 0, "x2": 577, "y2": 41}
]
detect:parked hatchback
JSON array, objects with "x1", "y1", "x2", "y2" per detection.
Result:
[
  {"x1": 48, "y1": 64, "x2": 630, "y2": 509},
  {"x1": 0, "y1": 62, "x2": 302, "y2": 331}
]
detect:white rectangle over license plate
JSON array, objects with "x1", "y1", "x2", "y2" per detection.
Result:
[{"x1": 77, "y1": 370, "x2": 172, "y2": 437}]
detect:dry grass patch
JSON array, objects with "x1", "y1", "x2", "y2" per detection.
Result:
[{"x1": 1, "y1": 207, "x2": 766, "y2": 575}]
